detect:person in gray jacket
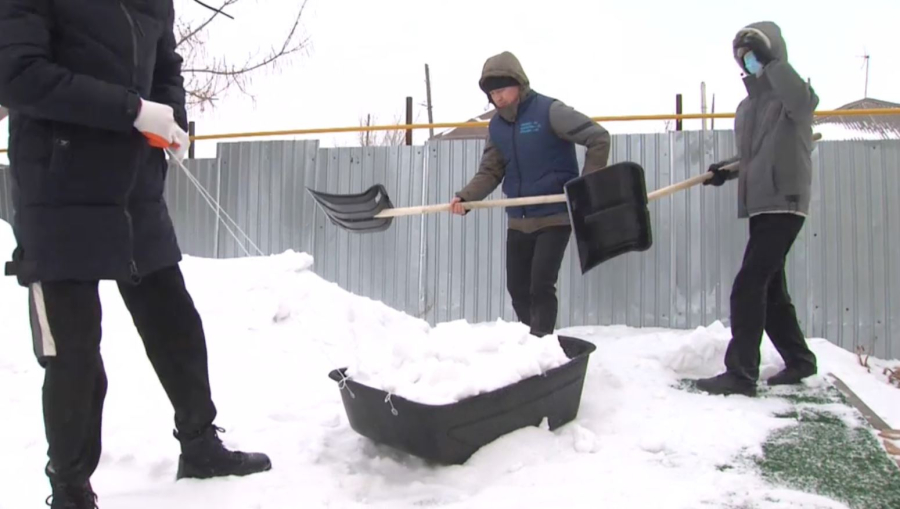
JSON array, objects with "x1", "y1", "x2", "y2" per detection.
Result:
[{"x1": 697, "y1": 21, "x2": 819, "y2": 397}]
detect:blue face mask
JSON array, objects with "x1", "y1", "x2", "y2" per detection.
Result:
[{"x1": 743, "y1": 51, "x2": 763, "y2": 76}]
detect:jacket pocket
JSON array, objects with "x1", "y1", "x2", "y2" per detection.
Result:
[
  {"x1": 48, "y1": 126, "x2": 140, "y2": 204},
  {"x1": 770, "y1": 164, "x2": 778, "y2": 195},
  {"x1": 48, "y1": 128, "x2": 72, "y2": 178},
  {"x1": 745, "y1": 158, "x2": 777, "y2": 211}
]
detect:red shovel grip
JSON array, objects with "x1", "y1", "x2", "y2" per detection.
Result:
[{"x1": 142, "y1": 131, "x2": 180, "y2": 150}]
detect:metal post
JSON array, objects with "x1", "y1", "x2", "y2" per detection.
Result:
[
  {"x1": 675, "y1": 94, "x2": 683, "y2": 131},
  {"x1": 213, "y1": 156, "x2": 222, "y2": 258},
  {"x1": 188, "y1": 121, "x2": 196, "y2": 159},
  {"x1": 425, "y1": 64, "x2": 435, "y2": 140},
  {"x1": 405, "y1": 96, "x2": 413, "y2": 146},
  {"x1": 700, "y1": 82, "x2": 707, "y2": 133}
]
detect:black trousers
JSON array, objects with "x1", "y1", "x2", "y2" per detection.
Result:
[
  {"x1": 724, "y1": 214, "x2": 817, "y2": 382},
  {"x1": 28, "y1": 264, "x2": 217, "y2": 485},
  {"x1": 506, "y1": 225, "x2": 571, "y2": 336}
]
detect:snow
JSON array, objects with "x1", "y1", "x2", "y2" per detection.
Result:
[
  {"x1": 1, "y1": 218, "x2": 898, "y2": 509},
  {"x1": 812, "y1": 341, "x2": 900, "y2": 428},
  {"x1": 348, "y1": 319, "x2": 570, "y2": 405}
]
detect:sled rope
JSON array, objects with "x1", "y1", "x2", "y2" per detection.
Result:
[
  {"x1": 166, "y1": 150, "x2": 265, "y2": 257},
  {"x1": 173, "y1": 157, "x2": 262, "y2": 257},
  {"x1": 337, "y1": 374, "x2": 356, "y2": 399},
  {"x1": 383, "y1": 393, "x2": 399, "y2": 416}
]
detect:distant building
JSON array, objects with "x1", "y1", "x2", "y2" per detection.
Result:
[
  {"x1": 813, "y1": 97, "x2": 900, "y2": 140},
  {"x1": 431, "y1": 109, "x2": 494, "y2": 141}
]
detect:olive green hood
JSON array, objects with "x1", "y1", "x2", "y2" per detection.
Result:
[{"x1": 479, "y1": 51, "x2": 533, "y2": 122}]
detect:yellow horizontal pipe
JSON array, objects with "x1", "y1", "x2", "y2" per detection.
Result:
[
  {"x1": 188, "y1": 108, "x2": 900, "y2": 142},
  {"x1": 1, "y1": 108, "x2": 898, "y2": 154}
]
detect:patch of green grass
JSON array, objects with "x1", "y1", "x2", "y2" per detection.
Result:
[
  {"x1": 678, "y1": 378, "x2": 900, "y2": 508},
  {"x1": 756, "y1": 406, "x2": 900, "y2": 509}
]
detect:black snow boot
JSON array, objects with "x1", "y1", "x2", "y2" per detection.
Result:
[
  {"x1": 767, "y1": 363, "x2": 817, "y2": 386},
  {"x1": 175, "y1": 425, "x2": 272, "y2": 480},
  {"x1": 695, "y1": 372, "x2": 758, "y2": 397},
  {"x1": 46, "y1": 479, "x2": 98, "y2": 509}
]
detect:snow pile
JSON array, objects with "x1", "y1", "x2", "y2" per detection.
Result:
[
  {"x1": 176, "y1": 247, "x2": 570, "y2": 406},
  {"x1": 348, "y1": 319, "x2": 570, "y2": 404}
]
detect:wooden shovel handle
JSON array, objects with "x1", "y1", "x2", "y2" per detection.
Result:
[
  {"x1": 647, "y1": 168, "x2": 727, "y2": 202},
  {"x1": 377, "y1": 164, "x2": 733, "y2": 217},
  {"x1": 647, "y1": 132, "x2": 821, "y2": 202},
  {"x1": 374, "y1": 193, "x2": 567, "y2": 218}
]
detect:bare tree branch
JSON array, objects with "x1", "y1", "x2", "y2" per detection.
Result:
[
  {"x1": 177, "y1": 0, "x2": 310, "y2": 111},
  {"x1": 190, "y1": 0, "x2": 235, "y2": 19},
  {"x1": 177, "y1": 0, "x2": 239, "y2": 48}
]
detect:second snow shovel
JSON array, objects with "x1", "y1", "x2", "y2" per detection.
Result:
[
  {"x1": 309, "y1": 131, "x2": 823, "y2": 273},
  {"x1": 308, "y1": 161, "x2": 730, "y2": 274},
  {"x1": 307, "y1": 161, "x2": 650, "y2": 235},
  {"x1": 563, "y1": 160, "x2": 740, "y2": 273},
  {"x1": 562, "y1": 131, "x2": 821, "y2": 272}
]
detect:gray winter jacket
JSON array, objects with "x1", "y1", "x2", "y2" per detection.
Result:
[{"x1": 729, "y1": 21, "x2": 819, "y2": 218}]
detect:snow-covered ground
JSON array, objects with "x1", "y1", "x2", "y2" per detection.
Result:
[{"x1": 1, "y1": 218, "x2": 898, "y2": 509}]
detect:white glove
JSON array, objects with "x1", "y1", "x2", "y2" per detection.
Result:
[{"x1": 133, "y1": 99, "x2": 190, "y2": 161}]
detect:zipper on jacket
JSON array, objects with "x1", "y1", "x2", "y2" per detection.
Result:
[
  {"x1": 119, "y1": 2, "x2": 141, "y2": 87},
  {"x1": 511, "y1": 118, "x2": 524, "y2": 218},
  {"x1": 741, "y1": 97, "x2": 759, "y2": 212},
  {"x1": 123, "y1": 174, "x2": 141, "y2": 283},
  {"x1": 120, "y1": 1, "x2": 142, "y2": 283}
]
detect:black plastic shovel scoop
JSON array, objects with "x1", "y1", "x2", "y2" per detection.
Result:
[
  {"x1": 308, "y1": 160, "x2": 736, "y2": 273},
  {"x1": 562, "y1": 160, "x2": 742, "y2": 272},
  {"x1": 307, "y1": 185, "x2": 397, "y2": 233},
  {"x1": 563, "y1": 162, "x2": 652, "y2": 272}
]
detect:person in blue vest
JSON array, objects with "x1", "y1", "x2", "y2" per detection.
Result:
[{"x1": 450, "y1": 51, "x2": 610, "y2": 337}]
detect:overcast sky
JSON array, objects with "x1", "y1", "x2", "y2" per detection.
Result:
[{"x1": 1, "y1": 0, "x2": 898, "y2": 161}]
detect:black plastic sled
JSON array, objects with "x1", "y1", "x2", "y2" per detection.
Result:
[{"x1": 328, "y1": 335, "x2": 596, "y2": 465}]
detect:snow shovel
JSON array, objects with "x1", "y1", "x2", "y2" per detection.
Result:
[
  {"x1": 307, "y1": 135, "x2": 816, "y2": 274},
  {"x1": 562, "y1": 131, "x2": 821, "y2": 272},
  {"x1": 306, "y1": 161, "x2": 646, "y2": 235},
  {"x1": 308, "y1": 161, "x2": 716, "y2": 272},
  {"x1": 563, "y1": 160, "x2": 738, "y2": 273}
]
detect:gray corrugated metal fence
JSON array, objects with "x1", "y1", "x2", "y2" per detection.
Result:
[{"x1": 1, "y1": 133, "x2": 899, "y2": 360}]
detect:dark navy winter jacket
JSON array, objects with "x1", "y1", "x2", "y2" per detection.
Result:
[
  {"x1": 488, "y1": 93, "x2": 579, "y2": 218},
  {"x1": 0, "y1": 0, "x2": 186, "y2": 285}
]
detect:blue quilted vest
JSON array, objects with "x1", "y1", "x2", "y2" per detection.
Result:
[{"x1": 489, "y1": 92, "x2": 579, "y2": 218}]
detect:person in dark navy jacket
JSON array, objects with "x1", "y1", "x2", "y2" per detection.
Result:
[
  {"x1": 451, "y1": 51, "x2": 611, "y2": 337},
  {"x1": 0, "y1": 1, "x2": 270, "y2": 507}
]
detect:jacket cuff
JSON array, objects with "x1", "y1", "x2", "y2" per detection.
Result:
[{"x1": 125, "y1": 90, "x2": 142, "y2": 124}]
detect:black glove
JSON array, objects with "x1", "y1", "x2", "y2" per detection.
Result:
[
  {"x1": 703, "y1": 161, "x2": 736, "y2": 187},
  {"x1": 735, "y1": 29, "x2": 775, "y2": 65}
]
